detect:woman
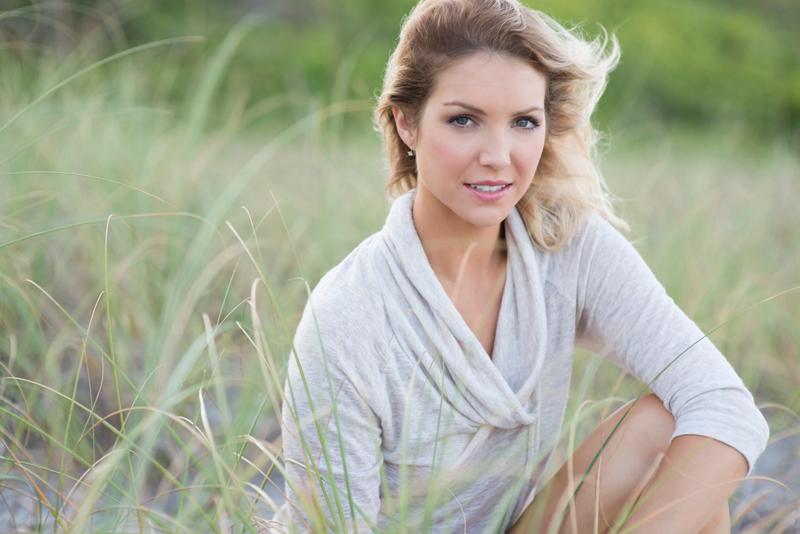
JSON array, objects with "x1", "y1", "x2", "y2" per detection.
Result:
[{"x1": 276, "y1": 0, "x2": 770, "y2": 532}]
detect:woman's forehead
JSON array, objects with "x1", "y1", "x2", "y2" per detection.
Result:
[{"x1": 427, "y1": 52, "x2": 546, "y2": 109}]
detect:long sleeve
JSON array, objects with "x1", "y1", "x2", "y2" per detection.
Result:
[
  {"x1": 574, "y1": 214, "x2": 769, "y2": 477},
  {"x1": 280, "y1": 296, "x2": 384, "y2": 533}
]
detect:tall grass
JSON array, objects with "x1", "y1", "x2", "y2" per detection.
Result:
[{"x1": 1, "y1": 10, "x2": 798, "y2": 533}]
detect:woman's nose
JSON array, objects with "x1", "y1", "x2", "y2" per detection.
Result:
[{"x1": 478, "y1": 129, "x2": 512, "y2": 168}]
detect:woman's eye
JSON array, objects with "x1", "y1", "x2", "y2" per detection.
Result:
[
  {"x1": 515, "y1": 116, "x2": 540, "y2": 129},
  {"x1": 449, "y1": 115, "x2": 474, "y2": 127},
  {"x1": 448, "y1": 115, "x2": 540, "y2": 129}
]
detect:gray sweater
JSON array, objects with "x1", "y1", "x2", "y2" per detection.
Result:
[{"x1": 276, "y1": 187, "x2": 769, "y2": 533}]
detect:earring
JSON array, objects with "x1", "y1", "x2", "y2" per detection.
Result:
[{"x1": 407, "y1": 148, "x2": 415, "y2": 158}]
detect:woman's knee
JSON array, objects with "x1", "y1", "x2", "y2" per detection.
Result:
[
  {"x1": 509, "y1": 394, "x2": 677, "y2": 533},
  {"x1": 620, "y1": 393, "x2": 676, "y2": 453},
  {"x1": 634, "y1": 394, "x2": 675, "y2": 428}
]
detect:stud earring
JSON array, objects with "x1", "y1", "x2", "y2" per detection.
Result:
[{"x1": 407, "y1": 148, "x2": 415, "y2": 158}]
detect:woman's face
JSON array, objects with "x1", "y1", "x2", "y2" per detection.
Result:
[{"x1": 393, "y1": 51, "x2": 547, "y2": 229}]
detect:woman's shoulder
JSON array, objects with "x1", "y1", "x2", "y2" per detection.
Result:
[
  {"x1": 298, "y1": 231, "x2": 388, "y2": 346},
  {"x1": 287, "y1": 231, "x2": 391, "y2": 392},
  {"x1": 313, "y1": 231, "x2": 383, "y2": 299},
  {"x1": 536, "y1": 210, "x2": 632, "y2": 295},
  {"x1": 545, "y1": 210, "x2": 630, "y2": 262}
]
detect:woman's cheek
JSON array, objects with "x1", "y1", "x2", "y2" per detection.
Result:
[
  {"x1": 523, "y1": 140, "x2": 545, "y2": 170},
  {"x1": 429, "y1": 135, "x2": 472, "y2": 176}
]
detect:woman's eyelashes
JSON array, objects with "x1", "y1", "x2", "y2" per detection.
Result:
[
  {"x1": 448, "y1": 114, "x2": 475, "y2": 127},
  {"x1": 514, "y1": 116, "x2": 541, "y2": 129},
  {"x1": 447, "y1": 114, "x2": 541, "y2": 129}
]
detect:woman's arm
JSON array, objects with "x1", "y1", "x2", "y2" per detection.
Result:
[
  {"x1": 617, "y1": 434, "x2": 747, "y2": 532},
  {"x1": 572, "y1": 213, "x2": 769, "y2": 523},
  {"x1": 280, "y1": 296, "x2": 384, "y2": 532}
]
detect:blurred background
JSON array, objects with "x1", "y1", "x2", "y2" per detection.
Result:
[
  {"x1": 3, "y1": 0, "x2": 799, "y2": 137},
  {"x1": 0, "y1": 0, "x2": 798, "y2": 532}
]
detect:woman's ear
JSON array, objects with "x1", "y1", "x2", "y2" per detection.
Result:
[{"x1": 392, "y1": 106, "x2": 416, "y2": 150}]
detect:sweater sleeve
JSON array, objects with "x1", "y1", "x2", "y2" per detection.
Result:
[
  {"x1": 574, "y1": 214, "x2": 769, "y2": 477},
  {"x1": 280, "y1": 295, "x2": 384, "y2": 532}
]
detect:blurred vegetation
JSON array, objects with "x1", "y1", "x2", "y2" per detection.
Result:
[
  {"x1": 0, "y1": 1, "x2": 798, "y2": 530},
  {"x1": 1, "y1": 0, "x2": 798, "y2": 141}
]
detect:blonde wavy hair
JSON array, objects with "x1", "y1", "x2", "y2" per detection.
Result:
[{"x1": 373, "y1": 0, "x2": 630, "y2": 250}]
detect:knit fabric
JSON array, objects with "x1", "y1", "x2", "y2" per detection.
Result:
[{"x1": 276, "y1": 187, "x2": 769, "y2": 532}]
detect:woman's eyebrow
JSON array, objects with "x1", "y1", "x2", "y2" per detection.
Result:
[{"x1": 443, "y1": 100, "x2": 544, "y2": 116}]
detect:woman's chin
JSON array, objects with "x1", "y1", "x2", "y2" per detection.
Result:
[{"x1": 454, "y1": 206, "x2": 510, "y2": 229}]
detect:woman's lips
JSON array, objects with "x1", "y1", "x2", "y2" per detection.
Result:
[{"x1": 463, "y1": 182, "x2": 512, "y2": 201}]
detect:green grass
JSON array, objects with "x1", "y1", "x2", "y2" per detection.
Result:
[{"x1": 1, "y1": 15, "x2": 799, "y2": 534}]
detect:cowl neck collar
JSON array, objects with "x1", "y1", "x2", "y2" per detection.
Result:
[{"x1": 378, "y1": 187, "x2": 548, "y2": 430}]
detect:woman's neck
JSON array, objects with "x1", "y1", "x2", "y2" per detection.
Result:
[{"x1": 412, "y1": 188, "x2": 507, "y2": 285}]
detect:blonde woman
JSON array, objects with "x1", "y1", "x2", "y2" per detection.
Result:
[{"x1": 277, "y1": 0, "x2": 769, "y2": 532}]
